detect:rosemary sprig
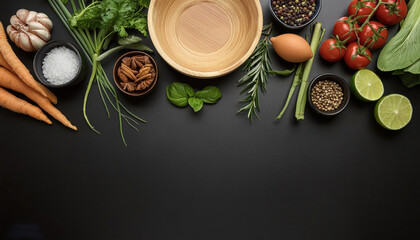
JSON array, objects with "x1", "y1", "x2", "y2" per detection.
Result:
[{"x1": 237, "y1": 23, "x2": 273, "y2": 121}]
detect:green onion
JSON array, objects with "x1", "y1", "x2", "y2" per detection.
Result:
[{"x1": 48, "y1": 0, "x2": 147, "y2": 146}]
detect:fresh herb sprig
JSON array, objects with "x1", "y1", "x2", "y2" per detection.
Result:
[
  {"x1": 237, "y1": 24, "x2": 294, "y2": 121},
  {"x1": 237, "y1": 24, "x2": 273, "y2": 121},
  {"x1": 48, "y1": 0, "x2": 152, "y2": 145}
]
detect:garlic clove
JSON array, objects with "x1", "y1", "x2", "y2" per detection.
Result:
[
  {"x1": 16, "y1": 9, "x2": 29, "y2": 22},
  {"x1": 10, "y1": 15, "x2": 27, "y2": 31},
  {"x1": 31, "y1": 29, "x2": 51, "y2": 42},
  {"x1": 27, "y1": 32, "x2": 46, "y2": 51},
  {"x1": 6, "y1": 25, "x2": 14, "y2": 40},
  {"x1": 16, "y1": 33, "x2": 35, "y2": 52},
  {"x1": 28, "y1": 21, "x2": 47, "y2": 31},
  {"x1": 7, "y1": 27, "x2": 19, "y2": 44},
  {"x1": 37, "y1": 13, "x2": 53, "y2": 30},
  {"x1": 26, "y1": 11, "x2": 38, "y2": 23}
]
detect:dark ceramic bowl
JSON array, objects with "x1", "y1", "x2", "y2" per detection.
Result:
[
  {"x1": 307, "y1": 73, "x2": 350, "y2": 116},
  {"x1": 33, "y1": 40, "x2": 85, "y2": 88},
  {"x1": 268, "y1": 0, "x2": 322, "y2": 30},
  {"x1": 113, "y1": 51, "x2": 158, "y2": 97}
]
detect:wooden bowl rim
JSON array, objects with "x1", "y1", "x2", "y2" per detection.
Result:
[
  {"x1": 113, "y1": 51, "x2": 158, "y2": 97},
  {"x1": 148, "y1": 0, "x2": 263, "y2": 79}
]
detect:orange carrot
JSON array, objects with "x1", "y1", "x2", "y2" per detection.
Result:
[
  {"x1": 0, "y1": 51, "x2": 57, "y2": 104},
  {"x1": 0, "y1": 52, "x2": 12, "y2": 71},
  {"x1": 36, "y1": 81, "x2": 58, "y2": 105},
  {"x1": 0, "y1": 21, "x2": 50, "y2": 99},
  {"x1": 0, "y1": 67, "x2": 77, "y2": 130},
  {"x1": 0, "y1": 86, "x2": 52, "y2": 124}
]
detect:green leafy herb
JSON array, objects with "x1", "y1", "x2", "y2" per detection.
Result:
[
  {"x1": 195, "y1": 86, "x2": 222, "y2": 104},
  {"x1": 48, "y1": 0, "x2": 152, "y2": 145},
  {"x1": 69, "y1": 0, "x2": 150, "y2": 37},
  {"x1": 166, "y1": 82, "x2": 192, "y2": 107},
  {"x1": 236, "y1": 24, "x2": 273, "y2": 121},
  {"x1": 237, "y1": 23, "x2": 295, "y2": 121},
  {"x1": 166, "y1": 82, "x2": 221, "y2": 112},
  {"x1": 188, "y1": 98, "x2": 204, "y2": 112}
]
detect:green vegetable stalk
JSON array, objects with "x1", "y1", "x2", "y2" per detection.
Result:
[
  {"x1": 275, "y1": 63, "x2": 304, "y2": 120},
  {"x1": 276, "y1": 22, "x2": 324, "y2": 120},
  {"x1": 48, "y1": 0, "x2": 152, "y2": 145},
  {"x1": 295, "y1": 22, "x2": 325, "y2": 121}
]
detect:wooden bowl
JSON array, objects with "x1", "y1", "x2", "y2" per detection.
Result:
[
  {"x1": 148, "y1": 0, "x2": 263, "y2": 79},
  {"x1": 113, "y1": 51, "x2": 158, "y2": 97}
]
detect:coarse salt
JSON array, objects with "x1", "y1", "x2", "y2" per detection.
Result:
[{"x1": 42, "y1": 46, "x2": 81, "y2": 85}]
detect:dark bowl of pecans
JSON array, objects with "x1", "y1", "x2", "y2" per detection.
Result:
[
  {"x1": 269, "y1": 0, "x2": 322, "y2": 29},
  {"x1": 307, "y1": 73, "x2": 350, "y2": 116},
  {"x1": 113, "y1": 51, "x2": 158, "y2": 97}
]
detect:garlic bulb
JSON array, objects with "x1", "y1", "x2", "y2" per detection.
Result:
[{"x1": 7, "y1": 9, "x2": 53, "y2": 52}]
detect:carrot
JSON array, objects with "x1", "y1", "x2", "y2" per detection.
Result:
[
  {"x1": 0, "y1": 51, "x2": 57, "y2": 104},
  {"x1": 0, "y1": 67, "x2": 77, "y2": 130},
  {"x1": 0, "y1": 21, "x2": 50, "y2": 99},
  {"x1": 0, "y1": 86, "x2": 52, "y2": 124},
  {"x1": 36, "y1": 81, "x2": 58, "y2": 105},
  {"x1": 0, "y1": 52, "x2": 12, "y2": 72}
]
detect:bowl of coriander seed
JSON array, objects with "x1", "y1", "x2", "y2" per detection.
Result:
[{"x1": 307, "y1": 73, "x2": 350, "y2": 116}]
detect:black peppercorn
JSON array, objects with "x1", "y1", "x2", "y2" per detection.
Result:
[{"x1": 272, "y1": 0, "x2": 317, "y2": 26}]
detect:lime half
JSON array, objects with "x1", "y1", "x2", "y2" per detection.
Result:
[
  {"x1": 374, "y1": 94, "x2": 413, "y2": 130},
  {"x1": 351, "y1": 69, "x2": 384, "y2": 101}
]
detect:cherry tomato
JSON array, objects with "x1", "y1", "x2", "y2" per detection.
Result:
[
  {"x1": 348, "y1": 0, "x2": 377, "y2": 24},
  {"x1": 333, "y1": 17, "x2": 360, "y2": 43},
  {"x1": 376, "y1": 0, "x2": 407, "y2": 25},
  {"x1": 360, "y1": 21, "x2": 388, "y2": 50},
  {"x1": 319, "y1": 38, "x2": 347, "y2": 62},
  {"x1": 344, "y1": 42, "x2": 372, "y2": 70}
]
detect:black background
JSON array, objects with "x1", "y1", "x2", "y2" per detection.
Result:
[{"x1": 1, "y1": 0, "x2": 420, "y2": 239}]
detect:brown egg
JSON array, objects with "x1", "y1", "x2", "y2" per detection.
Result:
[{"x1": 270, "y1": 34, "x2": 313, "y2": 63}]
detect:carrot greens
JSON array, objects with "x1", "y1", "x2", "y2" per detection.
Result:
[{"x1": 48, "y1": 0, "x2": 152, "y2": 145}]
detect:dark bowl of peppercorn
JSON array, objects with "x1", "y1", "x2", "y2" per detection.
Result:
[
  {"x1": 307, "y1": 73, "x2": 350, "y2": 116},
  {"x1": 269, "y1": 0, "x2": 322, "y2": 29}
]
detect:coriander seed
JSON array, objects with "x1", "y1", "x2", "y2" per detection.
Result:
[{"x1": 311, "y1": 80, "x2": 344, "y2": 112}]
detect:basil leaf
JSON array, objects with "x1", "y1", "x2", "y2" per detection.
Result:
[
  {"x1": 195, "y1": 86, "x2": 222, "y2": 104},
  {"x1": 185, "y1": 86, "x2": 195, "y2": 98},
  {"x1": 188, "y1": 97, "x2": 203, "y2": 112},
  {"x1": 166, "y1": 82, "x2": 191, "y2": 107}
]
